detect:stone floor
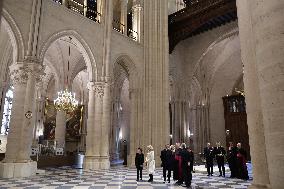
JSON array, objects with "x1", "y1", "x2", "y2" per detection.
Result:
[{"x1": 0, "y1": 164, "x2": 252, "y2": 189}]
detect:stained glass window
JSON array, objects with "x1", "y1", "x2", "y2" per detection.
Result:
[{"x1": 1, "y1": 87, "x2": 13, "y2": 135}]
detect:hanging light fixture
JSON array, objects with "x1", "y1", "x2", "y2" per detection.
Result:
[{"x1": 54, "y1": 37, "x2": 79, "y2": 113}]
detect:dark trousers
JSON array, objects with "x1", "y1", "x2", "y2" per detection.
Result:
[
  {"x1": 162, "y1": 167, "x2": 172, "y2": 181},
  {"x1": 206, "y1": 160, "x2": 213, "y2": 175},
  {"x1": 182, "y1": 167, "x2": 192, "y2": 187},
  {"x1": 136, "y1": 168, "x2": 142, "y2": 180},
  {"x1": 228, "y1": 159, "x2": 237, "y2": 178},
  {"x1": 217, "y1": 159, "x2": 225, "y2": 176}
]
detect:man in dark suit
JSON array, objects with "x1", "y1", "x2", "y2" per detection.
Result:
[
  {"x1": 204, "y1": 142, "x2": 214, "y2": 176},
  {"x1": 214, "y1": 142, "x2": 226, "y2": 177},
  {"x1": 160, "y1": 144, "x2": 171, "y2": 183},
  {"x1": 181, "y1": 146, "x2": 194, "y2": 188},
  {"x1": 135, "y1": 148, "x2": 144, "y2": 181}
]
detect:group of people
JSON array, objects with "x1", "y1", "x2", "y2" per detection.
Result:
[
  {"x1": 134, "y1": 141, "x2": 249, "y2": 188},
  {"x1": 135, "y1": 143, "x2": 194, "y2": 188},
  {"x1": 204, "y1": 142, "x2": 249, "y2": 180}
]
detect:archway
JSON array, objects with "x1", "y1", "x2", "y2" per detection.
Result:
[
  {"x1": 36, "y1": 31, "x2": 95, "y2": 165},
  {"x1": 110, "y1": 54, "x2": 139, "y2": 166}
]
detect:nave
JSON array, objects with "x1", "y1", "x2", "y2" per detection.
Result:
[{"x1": 0, "y1": 165, "x2": 252, "y2": 189}]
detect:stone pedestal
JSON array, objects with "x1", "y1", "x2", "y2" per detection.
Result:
[
  {"x1": 100, "y1": 157, "x2": 110, "y2": 169},
  {"x1": 127, "y1": 154, "x2": 135, "y2": 168},
  {"x1": 84, "y1": 156, "x2": 101, "y2": 170},
  {"x1": 0, "y1": 161, "x2": 37, "y2": 178}
]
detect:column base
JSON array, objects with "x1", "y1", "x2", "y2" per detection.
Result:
[
  {"x1": 100, "y1": 157, "x2": 110, "y2": 169},
  {"x1": 83, "y1": 156, "x2": 101, "y2": 170},
  {"x1": 249, "y1": 183, "x2": 271, "y2": 189},
  {"x1": 127, "y1": 154, "x2": 135, "y2": 168},
  {"x1": 83, "y1": 156, "x2": 110, "y2": 170},
  {"x1": 0, "y1": 161, "x2": 37, "y2": 178}
]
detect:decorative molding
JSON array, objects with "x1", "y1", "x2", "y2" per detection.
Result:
[
  {"x1": 9, "y1": 62, "x2": 45, "y2": 85},
  {"x1": 88, "y1": 81, "x2": 105, "y2": 98}
]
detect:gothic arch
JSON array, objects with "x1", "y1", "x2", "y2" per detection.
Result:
[
  {"x1": 39, "y1": 30, "x2": 97, "y2": 81},
  {"x1": 114, "y1": 54, "x2": 139, "y2": 89},
  {"x1": 192, "y1": 28, "x2": 239, "y2": 76},
  {"x1": 1, "y1": 9, "x2": 25, "y2": 63}
]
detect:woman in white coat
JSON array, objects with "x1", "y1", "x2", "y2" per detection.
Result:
[{"x1": 145, "y1": 145, "x2": 155, "y2": 182}]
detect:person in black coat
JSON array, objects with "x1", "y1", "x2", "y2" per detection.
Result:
[
  {"x1": 135, "y1": 148, "x2": 144, "y2": 181},
  {"x1": 227, "y1": 142, "x2": 238, "y2": 178},
  {"x1": 214, "y1": 142, "x2": 226, "y2": 177},
  {"x1": 181, "y1": 145, "x2": 194, "y2": 188},
  {"x1": 204, "y1": 142, "x2": 214, "y2": 176},
  {"x1": 160, "y1": 144, "x2": 169, "y2": 182},
  {"x1": 160, "y1": 144, "x2": 173, "y2": 183}
]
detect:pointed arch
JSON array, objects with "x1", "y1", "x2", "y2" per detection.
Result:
[
  {"x1": 1, "y1": 9, "x2": 25, "y2": 63},
  {"x1": 114, "y1": 54, "x2": 139, "y2": 89},
  {"x1": 39, "y1": 30, "x2": 96, "y2": 81}
]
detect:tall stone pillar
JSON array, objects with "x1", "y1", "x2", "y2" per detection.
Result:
[
  {"x1": 100, "y1": 80, "x2": 111, "y2": 169},
  {"x1": 83, "y1": 0, "x2": 87, "y2": 17},
  {"x1": 32, "y1": 87, "x2": 44, "y2": 145},
  {"x1": 110, "y1": 100, "x2": 119, "y2": 159},
  {"x1": 0, "y1": 62, "x2": 43, "y2": 178},
  {"x1": 132, "y1": 0, "x2": 143, "y2": 42},
  {"x1": 84, "y1": 82, "x2": 104, "y2": 170},
  {"x1": 236, "y1": 1, "x2": 271, "y2": 188},
  {"x1": 127, "y1": 88, "x2": 139, "y2": 167},
  {"x1": 55, "y1": 111, "x2": 66, "y2": 148},
  {"x1": 238, "y1": 1, "x2": 284, "y2": 188},
  {"x1": 142, "y1": 0, "x2": 170, "y2": 164},
  {"x1": 97, "y1": 0, "x2": 102, "y2": 22},
  {"x1": 120, "y1": 0, "x2": 128, "y2": 35}
]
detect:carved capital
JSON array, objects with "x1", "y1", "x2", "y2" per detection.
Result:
[
  {"x1": 87, "y1": 81, "x2": 106, "y2": 98},
  {"x1": 9, "y1": 62, "x2": 45, "y2": 85}
]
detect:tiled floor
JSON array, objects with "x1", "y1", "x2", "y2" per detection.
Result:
[{"x1": 0, "y1": 165, "x2": 252, "y2": 189}]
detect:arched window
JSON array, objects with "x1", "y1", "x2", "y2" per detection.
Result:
[{"x1": 1, "y1": 86, "x2": 14, "y2": 135}]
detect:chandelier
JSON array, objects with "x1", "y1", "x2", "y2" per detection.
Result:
[
  {"x1": 54, "y1": 89, "x2": 78, "y2": 113},
  {"x1": 54, "y1": 37, "x2": 79, "y2": 113}
]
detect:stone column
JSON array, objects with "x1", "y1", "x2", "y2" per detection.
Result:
[
  {"x1": 0, "y1": 62, "x2": 43, "y2": 178},
  {"x1": 110, "y1": 100, "x2": 119, "y2": 159},
  {"x1": 132, "y1": 0, "x2": 143, "y2": 42},
  {"x1": 97, "y1": 0, "x2": 102, "y2": 22},
  {"x1": 100, "y1": 80, "x2": 111, "y2": 169},
  {"x1": 127, "y1": 88, "x2": 138, "y2": 167},
  {"x1": 83, "y1": 0, "x2": 87, "y2": 17},
  {"x1": 32, "y1": 87, "x2": 43, "y2": 146},
  {"x1": 236, "y1": 1, "x2": 271, "y2": 188},
  {"x1": 120, "y1": 0, "x2": 128, "y2": 35},
  {"x1": 238, "y1": 1, "x2": 284, "y2": 188},
  {"x1": 84, "y1": 82, "x2": 104, "y2": 170},
  {"x1": 55, "y1": 111, "x2": 66, "y2": 148},
  {"x1": 142, "y1": 0, "x2": 170, "y2": 164}
]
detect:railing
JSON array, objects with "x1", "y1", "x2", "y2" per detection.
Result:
[
  {"x1": 52, "y1": 0, "x2": 101, "y2": 23},
  {"x1": 169, "y1": 0, "x2": 232, "y2": 24},
  {"x1": 112, "y1": 19, "x2": 139, "y2": 41},
  {"x1": 52, "y1": 0, "x2": 139, "y2": 42}
]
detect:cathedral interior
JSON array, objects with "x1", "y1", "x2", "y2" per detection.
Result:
[{"x1": 0, "y1": 0, "x2": 283, "y2": 188}]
